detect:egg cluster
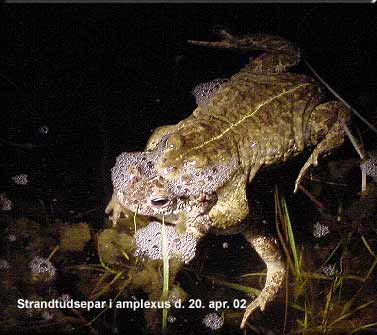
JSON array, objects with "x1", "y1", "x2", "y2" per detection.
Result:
[{"x1": 134, "y1": 221, "x2": 197, "y2": 264}]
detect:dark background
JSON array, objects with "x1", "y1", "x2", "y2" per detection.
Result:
[{"x1": 0, "y1": 5, "x2": 376, "y2": 221}]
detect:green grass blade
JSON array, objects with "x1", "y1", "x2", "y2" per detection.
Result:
[
  {"x1": 161, "y1": 216, "x2": 169, "y2": 333},
  {"x1": 361, "y1": 236, "x2": 376, "y2": 258},
  {"x1": 282, "y1": 198, "x2": 301, "y2": 278},
  {"x1": 351, "y1": 322, "x2": 377, "y2": 334},
  {"x1": 133, "y1": 206, "x2": 138, "y2": 234},
  {"x1": 329, "y1": 300, "x2": 376, "y2": 328},
  {"x1": 203, "y1": 275, "x2": 261, "y2": 296}
]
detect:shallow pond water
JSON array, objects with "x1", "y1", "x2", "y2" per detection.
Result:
[{"x1": 1, "y1": 5, "x2": 377, "y2": 335}]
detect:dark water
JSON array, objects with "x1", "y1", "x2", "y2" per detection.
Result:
[{"x1": 0, "y1": 5, "x2": 376, "y2": 335}]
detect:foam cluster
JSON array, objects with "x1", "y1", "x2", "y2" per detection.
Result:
[
  {"x1": 312, "y1": 222, "x2": 330, "y2": 239},
  {"x1": 192, "y1": 78, "x2": 228, "y2": 107},
  {"x1": 360, "y1": 150, "x2": 377, "y2": 181},
  {"x1": 0, "y1": 259, "x2": 10, "y2": 271},
  {"x1": 202, "y1": 312, "x2": 224, "y2": 330},
  {"x1": 58, "y1": 293, "x2": 72, "y2": 302},
  {"x1": 0, "y1": 193, "x2": 13, "y2": 211},
  {"x1": 321, "y1": 263, "x2": 339, "y2": 277},
  {"x1": 11, "y1": 174, "x2": 28, "y2": 185},
  {"x1": 165, "y1": 158, "x2": 238, "y2": 197},
  {"x1": 112, "y1": 134, "x2": 237, "y2": 199},
  {"x1": 111, "y1": 151, "x2": 158, "y2": 194},
  {"x1": 29, "y1": 256, "x2": 56, "y2": 280},
  {"x1": 134, "y1": 221, "x2": 197, "y2": 264}
]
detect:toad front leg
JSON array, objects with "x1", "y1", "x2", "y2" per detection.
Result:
[
  {"x1": 241, "y1": 227, "x2": 286, "y2": 329},
  {"x1": 105, "y1": 192, "x2": 131, "y2": 225}
]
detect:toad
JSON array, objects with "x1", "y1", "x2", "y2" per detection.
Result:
[{"x1": 106, "y1": 30, "x2": 351, "y2": 328}]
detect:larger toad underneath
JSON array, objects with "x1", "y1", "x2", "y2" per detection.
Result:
[{"x1": 106, "y1": 30, "x2": 351, "y2": 329}]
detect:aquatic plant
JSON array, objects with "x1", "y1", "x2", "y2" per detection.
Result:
[
  {"x1": 180, "y1": 187, "x2": 377, "y2": 334},
  {"x1": 274, "y1": 189, "x2": 377, "y2": 334},
  {"x1": 59, "y1": 223, "x2": 91, "y2": 252}
]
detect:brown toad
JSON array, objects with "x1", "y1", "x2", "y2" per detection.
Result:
[{"x1": 106, "y1": 30, "x2": 351, "y2": 328}]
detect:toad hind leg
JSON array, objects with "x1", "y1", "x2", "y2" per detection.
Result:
[
  {"x1": 294, "y1": 101, "x2": 351, "y2": 193},
  {"x1": 188, "y1": 29, "x2": 300, "y2": 74},
  {"x1": 241, "y1": 227, "x2": 286, "y2": 329}
]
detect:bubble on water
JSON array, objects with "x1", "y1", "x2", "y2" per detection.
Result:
[
  {"x1": 38, "y1": 125, "x2": 49, "y2": 135},
  {"x1": 11, "y1": 174, "x2": 28, "y2": 185},
  {"x1": 8, "y1": 234, "x2": 16, "y2": 242},
  {"x1": 312, "y1": 222, "x2": 330, "y2": 239},
  {"x1": 41, "y1": 310, "x2": 54, "y2": 320},
  {"x1": 58, "y1": 293, "x2": 71, "y2": 302},
  {"x1": 0, "y1": 193, "x2": 13, "y2": 211},
  {"x1": 0, "y1": 259, "x2": 10, "y2": 271},
  {"x1": 321, "y1": 263, "x2": 339, "y2": 276},
  {"x1": 202, "y1": 312, "x2": 224, "y2": 330},
  {"x1": 167, "y1": 315, "x2": 176, "y2": 323}
]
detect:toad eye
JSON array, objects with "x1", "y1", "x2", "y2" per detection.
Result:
[{"x1": 150, "y1": 197, "x2": 170, "y2": 208}]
